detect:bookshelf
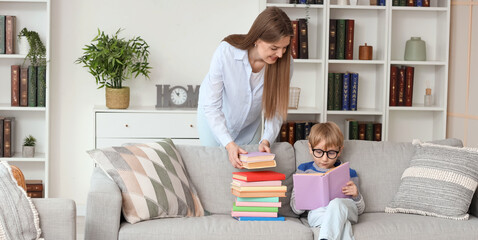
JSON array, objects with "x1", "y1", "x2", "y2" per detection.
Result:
[
  {"x1": 0, "y1": 0, "x2": 50, "y2": 196},
  {"x1": 260, "y1": 0, "x2": 450, "y2": 142}
]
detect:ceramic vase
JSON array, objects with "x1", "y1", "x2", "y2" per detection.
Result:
[
  {"x1": 18, "y1": 36, "x2": 29, "y2": 55},
  {"x1": 404, "y1": 37, "x2": 426, "y2": 61}
]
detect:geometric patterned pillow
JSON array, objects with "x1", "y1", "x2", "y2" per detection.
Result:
[
  {"x1": 385, "y1": 139, "x2": 478, "y2": 220},
  {"x1": 87, "y1": 139, "x2": 204, "y2": 224}
]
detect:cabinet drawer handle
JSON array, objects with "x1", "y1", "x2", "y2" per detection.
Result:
[
  {"x1": 190, "y1": 124, "x2": 194, "y2": 128},
  {"x1": 125, "y1": 124, "x2": 129, "y2": 128}
]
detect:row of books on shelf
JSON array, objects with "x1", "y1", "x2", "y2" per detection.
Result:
[
  {"x1": 370, "y1": 0, "x2": 386, "y2": 5},
  {"x1": 279, "y1": 121, "x2": 318, "y2": 145},
  {"x1": 345, "y1": 119, "x2": 382, "y2": 141},
  {"x1": 0, "y1": 16, "x2": 15, "y2": 54},
  {"x1": 392, "y1": 0, "x2": 430, "y2": 7},
  {"x1": 26, "y1": 179, "x2": 44, "y2": 198},
  {"x1": 11, "y1": 65, "x2": 47, "y2": 107},
  {"x1": 231, "y1": 169, "x2": 286, "y2": 221},
  {"x1": 329, "y1": 19, "x2": 355, "y2": 60},
  {"x1": 0, "y1": 117, "x2": 15, "y2": 157},
  {"x1": 389, "y1": 65, "x2": 414, "y2": 107},
  {"x1": 289, "y1": 0, "x2": 323, "y2": 4},
  {"x1": 291, "y1": 19, "x2": 308, "y2": 59},
  {"x1": 327, "y1": 72, "x2": 359, "y2": 111}
]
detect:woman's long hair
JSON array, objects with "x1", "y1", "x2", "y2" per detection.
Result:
[{"x1": 223, "y1": 7, "x2": 293, "y2": 120}]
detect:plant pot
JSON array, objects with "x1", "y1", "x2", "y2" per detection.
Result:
[
  {"x1": 105, "y1": 86, "x2": 130, "y2": 109},
  {"x1": 18, "y1": 36, "x2": 29, "y2": 55},
  {"x1": 22, "y1": 146, "x2": 35, "y2": 158}
]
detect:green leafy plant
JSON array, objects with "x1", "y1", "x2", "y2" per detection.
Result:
[
  {"x1": 18, "y1": 27, "x2": 46, "y2": 67},
  {"x1": 23, "y1": 135, "x2": 37, "y2": 147},
  {"x1": 75, "y1": 28, "x2": 151, "y2": 89}
]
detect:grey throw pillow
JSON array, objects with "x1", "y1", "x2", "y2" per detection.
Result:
[{"x1": 385, "y1": 140, "x2": 478, "y2": 220}]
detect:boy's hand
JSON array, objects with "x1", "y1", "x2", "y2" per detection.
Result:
[
  {"x1": 342, "y1": 181, "x2": 358, "y2": 198},
  {"x1": 225, "y1": 141, "x2": 246, "y2": 169},
  {"x1": 258, "y1": 140, "x2": 271, "y2": 153}
]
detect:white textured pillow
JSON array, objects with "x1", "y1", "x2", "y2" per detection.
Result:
[{"x1": 386, "y1": 140, "x2": 478, "y2": 220}]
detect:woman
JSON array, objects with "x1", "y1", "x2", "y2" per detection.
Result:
[{"x1": 197, "y1": 7, "x2": 293, "y2": 169}]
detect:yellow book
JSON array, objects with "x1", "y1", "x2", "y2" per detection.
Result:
[
  {"x1": 230, "y1": 185, "x2": 287, "y2": 192},
  {"x1": 242, "y1": 160, "x2": 276, "y2": 169}
]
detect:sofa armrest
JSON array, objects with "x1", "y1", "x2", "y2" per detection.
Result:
[
  {"x1": 85, "y1": 167, "x2": 122, "y2": 240},
  {"x1": 33, "y1": 198, "x2": 76, "y2": 240}
]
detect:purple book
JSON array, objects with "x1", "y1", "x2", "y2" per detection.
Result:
[
  {"x1": 293, "y1": 162, "x2": 351, "y2": 210},
  {"x1": 239, "y1": 152, "x2": 275, "y2": 162}
]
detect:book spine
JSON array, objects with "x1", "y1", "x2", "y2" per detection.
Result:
[
  {"x1": 336, "y1": 19, "x2": 346, "y2": 60},
  {"x1": 280, "y1": 122, "x2": 288, "y2": 142},
  {"x1": 373, "y1": 123, "x2": 382, "y2": 141},
  {"x1": 28, "y1": 66, "x2": 37, "y2": 107},
  {"x1": 397, "y1": 67, "x2": 406, "y2": 106},
  {"x1": 365, "y1": 123, "x2": 374, "y2": 141},
  {"x1": 405, "y1": 66, "x2": 414, "y2": 106},
  {"x1": 11, "y1": 65, "x2": 20, "y2": 106},
  {"x1": 288, "y1": 121, "x2": 295, "y2": 145},
  {"x1": 393, "y1": 0, "x2": 400, "y2": 6},
  {"x1": 407, "y1": 0, "x2": 415, "y2": 6},
  {"x1": 333, "y1": 73, "x2": 343, "y2": 110},
  {"x1": 389, "y1": 66, "x2": 398, "y2": 106},
  {"x1": 416, "y1": 0, "x2": 423, "y2": 7},
  {"x1": 345, "y1": 20, "x2": 354, "y2": 60},
  {"x1": 20, "y1": 67, "x2": 28, "y2": 106},
  {"x1": 37, "y1": 66, "x2": 47, "y2": 107},
  {"x1": 329, "y1": 20, "x2": 337, "y2": 59},
  {"x1": 350, "y1": 73, "x2": 359, "y2": 111},
  {"x1": 358, "y1": 123, "x2": 366, "y2": 140},
  {"x1": 379, "y1": 0, "x2": 386, "y2": 6},
  {"x1": 423, "y1": 0, "x2": 430, "y2": 7},
  {"x1": 399, "y1": 0, "x2": 407, "y2": 6},
  {"x1": 3, "y1": 118, "x2": 12, "y2": 157},
  {"x1": 342, "y1": 73, "x2": 350, "y2": 110},
  {"x1": 0, "y1": 119, "x2": 3, "y2": 157},
  {"x1": 350, "y1": 121, "x2": 359, "y2": 140},
  {"x1": 26, "y1": 184, "x2": 44, "y2": 192},
  {"x1": 5, "y1": 16, "x2": 15, "y2": 54},
  {"x1": 295, "y1": 122, "x2": 305, "y2": 141},
  {"x1": 27, "y1": 192, "x2": 44, "y2": 198},
  {"x1": 0, "y1": 16, "x2": 5, "y2": 54},
  {"x1": 291, "y1": 20, "x2": 299, "y2": 59},
  {"x1": 327, "y1": 73, "x2": 334, "y2": 110},
  {"x1": 298, "y1": 19, "x2": 308, "y2": 59},
  {"x1": 370, "y1": 0, "x2": 378, "y2": 5}
]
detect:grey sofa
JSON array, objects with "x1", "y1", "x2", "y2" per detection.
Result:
[
  {"x1": 33, "y1": 198, "x2": 76, "y2": 239},
  {"x1": 85, "y1": 139, "x2": 478, "y2": 240}
]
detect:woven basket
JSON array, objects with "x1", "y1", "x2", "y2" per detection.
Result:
[
  {"x1": 11, "y1": 165, "x2": 26, "y2": 191},
  {"x1": 288, "y1": 87, "x2": 301, "y2": 109},
  {"x1": 106, "y1": 86, "x2": 130, "y2": 109}
]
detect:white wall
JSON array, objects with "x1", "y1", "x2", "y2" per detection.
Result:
[{"x1": 50, "y1": 0, "x2": 261, "y2": 207}]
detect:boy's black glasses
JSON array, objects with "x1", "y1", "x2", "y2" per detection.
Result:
[{"x1": 312, "y1": 149, "x2": 339, "y2": 159}]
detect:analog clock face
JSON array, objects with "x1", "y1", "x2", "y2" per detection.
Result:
[{"x1": 170, "y1": 86, "x2": 188, "y2": 106}]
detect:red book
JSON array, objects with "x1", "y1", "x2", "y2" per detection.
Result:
[
  {"x1": 20, "y1": 67, "x2": 28, "y2": 106},
  {"x1": 280, "y1": 123, "x2": 288, "y2": 142},
  {"x1": 298, "y1": 18, "x2": 308, "y2": 59},
  {"x1": 288, "y1": 121, "x2": 295, "y2": 145},
  {"x1": 397, "y1": 67, "x2": 406, "y2": 106},
  {"x1": 11, "y1": 65, "x2": 20, "y2": 106},
  {"x1": 345, "y1": 20, "x2": 355, "y2": 60},
  {"x1": 232, "y1": 171, "x2": 286, "y2": 182},
  {"x1": 389, "y1": 66, "x2": 398, "y2": 106},
  {"x1": 5, "y1": 16, "x2": 15, "y2": 54},
  {"x1": 405, "y1": 66, "x2": 414, "y2": 106},
  {"x1": 291, "y1": 20, "x2": 299, "y2": 59}
]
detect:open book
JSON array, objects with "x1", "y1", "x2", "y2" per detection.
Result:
[{"x1": 293, "y1": 162, "x2": 351, "y2": 210}]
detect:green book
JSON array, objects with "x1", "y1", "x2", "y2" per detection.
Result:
[
  {"x1": 399, "y1": 0, "x2": 406, "y2": 6},
  {"x1": 232, "y1": 203, "x2": 278, "y2": 213},
  {"x1": 333, "y1": 73, "x2": 343, "y2": 110},
  {"x1": 28, "y1": 65, "x2": 37, "y2": 107},
  {"x1": 37, "y1": 66, "x2": 46, "y2": 107},
  {"x1": 0, "y1": 16, "x2": 5, "y2": 54},
  {"x1": 336, "y1": 19, "x2": 346, "y2": 60},
  {"x1": 350, "y1": 121, "x2": 359, "y2": 140},
  {"x1": 393, "y1": 0, "x2": 400, "y2": 6},
  {"x1": 327, "y1": 73, "x2": 335, "y2": 110},
  {"x1": 236, "y1": 197, "x2": 279, "y2": 203},
  {"x1": 365, "y1": 123, "x2": 374, "y2": 141}
]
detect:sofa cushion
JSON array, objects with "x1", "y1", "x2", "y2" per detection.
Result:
[
  {"x1": 385, "y1": 140, "x2": 478, "y2": 220},
  {"x1": 118, "y1": 214, "x2": 312, "y2": 240},
  {"x1": 176, "y1": 142, "x2": 298, "y2": 217},
  {"x1": 87, "y1": 139, "x2": 204, "y2": 224},
  {"x1": 294, "y1": 138, "x2": 463, "y2": 213},
  {"x1": 352, "y1": 213, "x2": 478, "y2": 239}
]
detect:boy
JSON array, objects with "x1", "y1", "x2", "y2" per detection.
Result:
[{"x1": 290, "y1": 122, "x2": 365, "y2": 240}]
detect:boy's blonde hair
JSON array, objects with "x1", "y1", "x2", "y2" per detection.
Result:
[{"x1": 308, "y1": 122, "x2": 344, "y2": 150}]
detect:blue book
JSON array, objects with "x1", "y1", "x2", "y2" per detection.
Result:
[
  {"x1": 233, "y1": 216, "x2": 285, "y2": 221},
  {"x1": 236, "y1": 197, "x2": 279, "y2": 203},
  {"x1": 342, "y1": 73, "x2": 350, "y2": 110},
  {"x1": 379, "y1": 0, "x2": 386, "y2": 6},
  {"x1": 350, "y1": 73, "x2": 359, "y2": 111},
  {"x1": 416, "y1": 0, "x2": 423, "y2": 6}
]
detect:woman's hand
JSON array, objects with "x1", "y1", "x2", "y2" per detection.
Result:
[
  {"x1": 225, "y1": 142, "x2": 247, "y2": 169},
  {"x1": 258, "y1": 140, "x2": 271, "y2": 153},
  {"x1": 342, "y1": 181, "x2": 358, "y2": 198}
]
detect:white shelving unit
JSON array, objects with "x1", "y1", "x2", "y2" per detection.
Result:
[
  {"x1": 261, "y1": 0, "x2": 449, "y2": 142},
  {"x1": 0, "y1": 0, "x2": 50, "y2": 196}
]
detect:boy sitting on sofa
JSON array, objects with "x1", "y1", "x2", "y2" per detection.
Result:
[{"x1": 290, "y1": 122, "x2": 365, "y2": 240}]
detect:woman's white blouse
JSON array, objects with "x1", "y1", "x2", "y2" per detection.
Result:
[{"x1": 198, "y1": 41, "x2": 285, "y2": 147}]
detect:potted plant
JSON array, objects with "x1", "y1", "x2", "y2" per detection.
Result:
[
  {"x1": 22, "y1": 135, "x2": 36, "y2": 158},
  {"x1": 75, "y1": 28, "x2": 151, "y2": 109},
  {"x1": 17, "y1": 27, "x2": 46, "y2": 67}
]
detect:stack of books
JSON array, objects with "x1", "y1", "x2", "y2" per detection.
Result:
[
  {"x1": 231, "y1": 171, "x2": 286, "y2": 221},
  {"x1": 239, "y1": 152, "x2": 276, "y2": 169}
]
